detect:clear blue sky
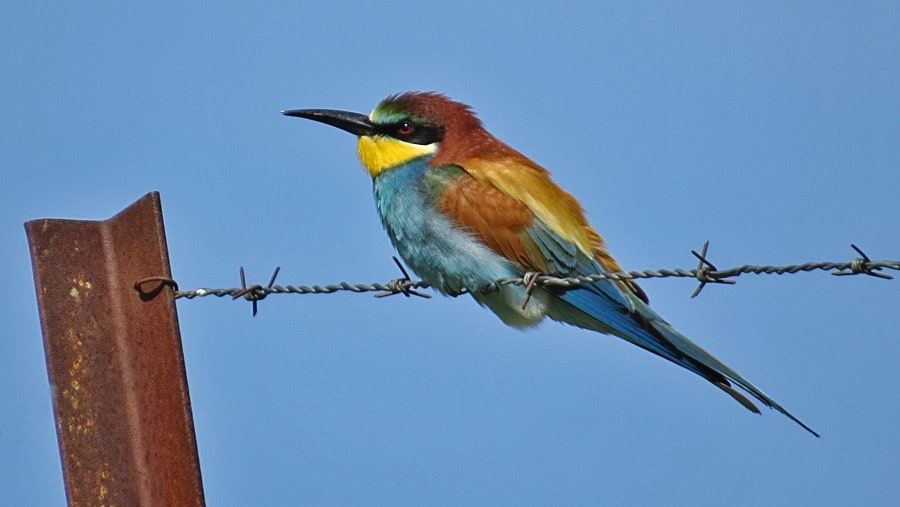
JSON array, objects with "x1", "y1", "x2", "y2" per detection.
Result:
[{"x1": 3, "y1": 2, "x2": 899, "y2": 505}]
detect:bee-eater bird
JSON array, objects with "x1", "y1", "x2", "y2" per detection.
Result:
[{"x1": 283, "y1": 92, "x2": 817, "y2": 437}]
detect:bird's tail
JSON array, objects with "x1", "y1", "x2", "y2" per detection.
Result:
[
  {"x1": 550, "y1": 284, "x2": 819, "y2": 437},
  {"x1": 648, "y1": 316, "x2": 819, "y2": 437}
]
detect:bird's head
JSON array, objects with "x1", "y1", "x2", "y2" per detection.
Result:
[{"x1": 284, "y1": 92, "x2": 492, "y2": 178}]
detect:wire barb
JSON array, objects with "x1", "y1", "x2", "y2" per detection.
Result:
[
  {"x1": 832, "y1": 244, "x2": 894, "y2": 280},
  {"x1": 230, "y1": 266, "x2": 281, "y2": 316},
  {"x1": 375, "y1": 257, "x2": 432, "y2": 299},
  {"x1": 690, "y1": 241, "x2": 737, "y2": 298}
]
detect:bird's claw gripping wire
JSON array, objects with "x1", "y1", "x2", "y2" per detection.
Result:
[
  {"x1": 231, "y1": 266, "x2": 281, "y2": 316},
  {"x1": 690, "y1": 241, "x2": 736, "y2": 298},
  {"x1": 520, "y1": 271, "x2": 544, "y2": 310},
  {"x1": 833, "y1": 244, "x2": 894, "y2": 280},
  {"x1": 375, "y1": 257, "x2": 432, "y2": 299}
]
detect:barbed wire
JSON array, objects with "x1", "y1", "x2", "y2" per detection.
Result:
[{"x1": 133, "y1": 242, "x2": 898, "y2": 316}]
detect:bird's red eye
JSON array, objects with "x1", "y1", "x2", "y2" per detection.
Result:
[{"x1": 397, "y1": 121, "x2": 415, "y2": 135}]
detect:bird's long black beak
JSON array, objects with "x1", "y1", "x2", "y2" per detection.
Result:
[{"x1": 281, "y1": 109, "x2": 377, "y2": 137}]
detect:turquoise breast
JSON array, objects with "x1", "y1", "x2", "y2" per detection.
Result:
[{"x1": 372, "y1": 158, "x2": 517, "y2": 296}]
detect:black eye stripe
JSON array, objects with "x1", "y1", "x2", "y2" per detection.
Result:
[{"x1": 376, "y1": 121, "x2": 445, "y2": 145}]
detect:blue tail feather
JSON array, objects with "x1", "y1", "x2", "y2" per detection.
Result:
[{"x1": 548, "y1": 258, "x2": 819, "y2": 437}]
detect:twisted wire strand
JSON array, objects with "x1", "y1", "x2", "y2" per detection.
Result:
[
  {"x1": 171, "y1": 248, "x2": 898, "y2": 302},
  {"x1": 175, "y1": 280, "x2": 432, "y2": 299}
]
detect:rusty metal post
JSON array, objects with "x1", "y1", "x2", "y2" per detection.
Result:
[{"x1": 25, "y1": 192, "x2": 205, "y2": 506}]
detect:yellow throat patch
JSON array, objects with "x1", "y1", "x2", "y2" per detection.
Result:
[{"x1": 357, "y1": 135, "x2": 438, "y2": 178}]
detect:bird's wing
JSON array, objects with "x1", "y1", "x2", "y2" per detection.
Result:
[
  {"x1": 440, "y1": 156, "x2": 648, "y2": 301},
  {"x1": 435, "y1": 157, "x2": 818, "y2": 436},
  {"x1": 435, "y1": 156, "x2": 675, "y2": 348}
]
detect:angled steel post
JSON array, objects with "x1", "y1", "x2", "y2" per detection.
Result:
[{"x1": 25, "y1": 192, "x2": 205, "y2": 506}]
